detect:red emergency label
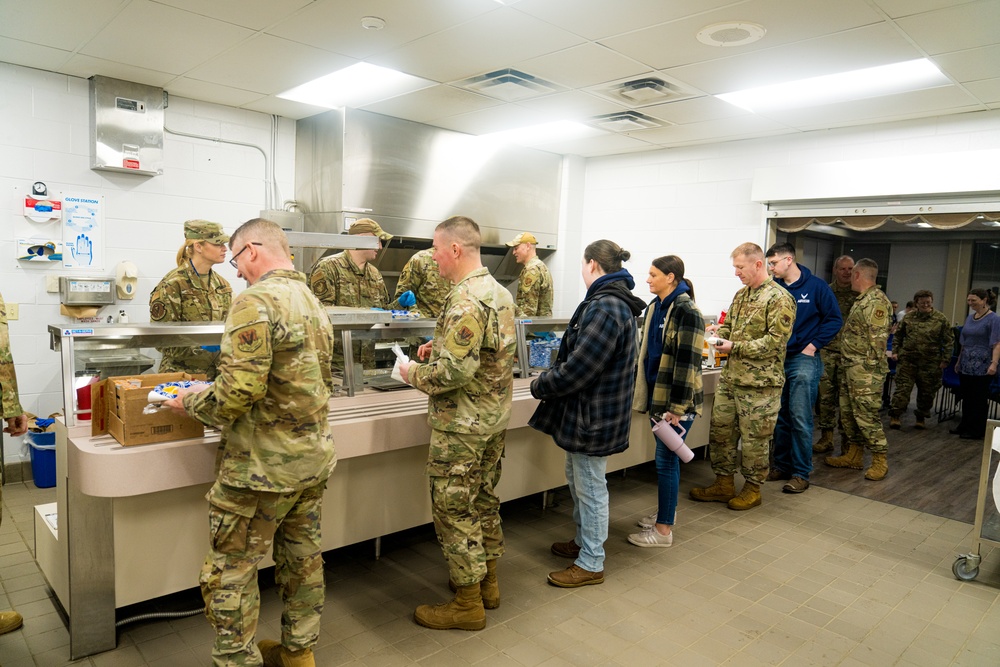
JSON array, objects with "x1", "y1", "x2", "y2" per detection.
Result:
[{"x1": 123, "y1": 159, "x2": 140, "y2": 169}]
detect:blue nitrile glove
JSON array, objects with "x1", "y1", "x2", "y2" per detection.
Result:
[
  {"x1": 200, "y1": 346, "x2": 221, "y2": 353},
  {"x1": 34, "y1": 418, "x2": 55, "y2": 428},
  {"x1": 398, "y1": 290, "x2": 416, "y2": 307},
  {"x1": 536, "y1": 331, "x2": 556, "y2": 341}
]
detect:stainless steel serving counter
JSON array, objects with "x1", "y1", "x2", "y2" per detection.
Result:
[{"x1": 39, "y1": 320, "x2": 721, "y2": 658}]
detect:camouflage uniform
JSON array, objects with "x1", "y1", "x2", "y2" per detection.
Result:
[
  {"x1": 150, "y1": 263, "x2": 232, "y2": 379},
  {"x1": 183, "y1": 269, "x2": 336, "y2": 666},
  {"x1": 392, "y1": 248, "x2": 451, "y2": 319},
  {"x1": 515, "y1": 256, "x2": 554, "y2": 318},
  {"x1": 817, "y1": 281, "x2": 858, "y2": 430},
  {"x1": 1, "y1": 293, "x2": 24, "y2": 517},
  {"x1": 709, "y1": 277, "x2": 795, "y2": 485},
  {"x1": 308, "y1": 250, "x2": 389, "y2": 369},
  {"x1": 839, "y1": 286, "x2": 891, "y2": 453},
  {"x1": 889, "y1": 308, "x2": 954, "y2": 420},
  {"x1": 409, "y1": 267, "x2": 516, "y2": 587}
]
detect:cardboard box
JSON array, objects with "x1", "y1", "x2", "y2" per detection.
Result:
[{"x1": 91, "y1": 372, "x2": 206, "y2": 446}]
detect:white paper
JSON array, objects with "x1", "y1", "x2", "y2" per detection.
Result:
[{"x1": 391, "y1": 357, "x2": 410, "y2": 385}]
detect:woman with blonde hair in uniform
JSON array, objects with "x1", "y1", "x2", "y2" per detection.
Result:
[{"x1": 149, "y1": 219, "x2": 233, "y2": 379}]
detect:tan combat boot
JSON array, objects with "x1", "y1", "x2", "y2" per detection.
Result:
[
  {"x1": 865, "y1": 453, "x2": 889, "y2": 480},
  {"x1": 825, "y1": 444, "x2": 863, "y2": 470},
  {"x1": 690, "y1": 474, "x2": 736, "y2": 502},
  {"x1": 813, "y1": 429, "x2": 834, "y2": 453},
  {"x1": 449, "y1": 560, "x2": 499, "y2": 609},
  {"x1": 889, "y1": 416, "x2": 901, "y2": 429},
  {"x1": 258, "y1": 641, "x2": 315, "y2": 667},
  {"x1": 414, "y1": 582, "x2": 486, "y2": 631},
  {"x1": 0, "y1": 611, "x2": 22, "y2": 636},
  {"x1": 727, "y1": 482, "x2": 761, "y2": 511},
  {"x1": 914, "y1": 415, "x2": 926, "y2": 430}
]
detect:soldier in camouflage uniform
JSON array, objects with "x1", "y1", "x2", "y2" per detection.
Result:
[
  {"x1": 815, "y1": 255, "x2": 857, "y2": 454},
  {"x1": 150, "y1": 220, "x2": 233, "y2": 379},
  {"x1": 0, "y1": 292, "x2": 26, "y2": 637},
  {"x1": 690, "y1": 242, "x2": 796, "y2": 511},
  {"x1": 392, "y1": 247, "x2": 451, "y2": 318},
  {"x1": 507, "y1": 232, "x2": 554, "y2": 317},
  {"x1": 398, "y1": 216, "x2": 515, "y2": 631},
  {"x1": 308, "y1": 218, "x2": 391, "y2": 370},
  {"x1": 825, "y1": 259, "x2": 892, "y2": 480},
  {"x1": 888, "y1": 289, "x2": 954, "y2": 429},
  {"x1": 166, "y1": 219, "x2": 336, "y2": 667}
]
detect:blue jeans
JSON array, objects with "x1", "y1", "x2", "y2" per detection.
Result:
[
  {"x1": 654, "y1": 416, "x2": 694, "y2": 526},
  {"x1": 565, "y1": 452, "x2": 609, "y2": 573},
  {"x1": 774, "y1": 352, "x2": 823, "y2": 480}
]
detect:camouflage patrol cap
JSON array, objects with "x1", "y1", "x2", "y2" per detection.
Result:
[
  {"x1": 184, "y1": 219, "x2": 230, "y2": 245},
  {"x1": 349, "y1": 218, "x2": 392, "y2": 241},
  {"x1": 506, "y1": 232, "x2": 538, "y2": 246}
]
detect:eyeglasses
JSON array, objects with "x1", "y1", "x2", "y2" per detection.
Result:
[
  {"x1": 767, "y1": 256, "x2": 792, "y2": 269},
  {"x1": 229, "y1": 242, "x2": 262, "y2": 269}
]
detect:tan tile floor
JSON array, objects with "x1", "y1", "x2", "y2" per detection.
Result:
[{"x1": 1, "y1": 460, "x2": 999, "y2": 666}]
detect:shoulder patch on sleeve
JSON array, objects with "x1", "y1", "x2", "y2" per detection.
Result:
[
  {"x1": 150, "y1": 300, "x2": 166, "y2": 321},
  {"x1": 229, "y1": 300, "x2": 261, "y2": 328},
  {"x1": 454, "y1": 325, "x2": 475, "y2": 346},
  {"x1": 232, "y1": 322, "x2": 268, "y2": 359}
]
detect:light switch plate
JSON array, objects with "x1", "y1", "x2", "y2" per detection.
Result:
[{"x1": 7, "y1": 303, "x2": 18, "y2": 320}]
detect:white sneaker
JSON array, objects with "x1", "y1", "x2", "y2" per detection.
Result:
[
  {"x1": 636, "y1": 512, "x2": 657, "y2": 529},
  {"x1": 628, "y1": 528, "x2": 674, "y2": 548}
]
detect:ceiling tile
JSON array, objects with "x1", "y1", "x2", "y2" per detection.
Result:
[
  {"x1": 965, "y1": 78, "x2": 1000, "y2": 104},
  {"x1": 369, "y1": 7, "x2": 585, "y2": 83},
  {"x1": 630, "y1": 114, "x2": 794, "y2": 145},
  {"x1": 361, "y1": 85, "x2": 502, "y2": 123},
  {"x1": 240, "y1": 95, "x2": 330, "y2": 120},
  {"x1": 873, "y1": 0, "x2": 980, "y2": 19},
  {"x1": 60, "y1": 54, "x2": 175, "y2": 88},
  {"x1": 934, "y1": 44, "x2": 1000, "y2": 83},
  {"x1": 79, "y1": 0, "x2": 253, "y2": 75},
  {"x1": 513, "y1": 43, "x2": 649, "y2": 90},
  {"x1": 512, "y1": 0, "x2": 739, "y2": 41},
  {"x1": 185, "y1": 35, "x2": 355, "y2": 94},
  {"x1": 152, "y1": 0, "x2": 313, "y2": 31},
  {"x1": 514, "y1": 91, "x2": 626, "y2": 121},
  {"x1": 896, "y1": 1, "x2": 1000, "y2": 54},
  {"x1": 429, "y1": 103, "x2": 549, "y2": 135},
  {"x1": 0, "y1": 38, "x2": 73, "y2": 73},
  {"x1": 601, "y1": 0, "x2": 885, "y2": 71},
  {"x1": 267, "y1": 0, "x2": 498, "y2": 62},
  {"x1": 665, "y1": 23, "x2": 923, "y2": 94},
  {"x1": 759, "y1": 85, "x2": 981, "y2": 129},
  {"x1": 0, "y1": 0, "x2": 124, "y2": 50},
  {"x1": 639, "y1": 96, "x2": 750, "y2": 125},
  {"x1": 165, "y1": 78, "x2": 267, "y2": 108},
  {"x1": 530, "y1": 133, "x2": 660, "y2": 158}
]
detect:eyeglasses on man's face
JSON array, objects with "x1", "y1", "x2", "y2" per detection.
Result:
[
  {"x1": 229, "y1": 242, "x2": 262, "y2": 269},
  {"x1": 767, "y1": 256, "x2": 792, "y2": 269}
]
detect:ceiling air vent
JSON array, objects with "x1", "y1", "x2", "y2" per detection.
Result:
[
  {"x1": 696, "y1": 22, "x2": 766, "y2": 47},
  {"x1": 590, "y1": 76, "x2": 696, "y2": 107},
  {"x1": 587, "y1": 111, "x2": 666, "y2": 133},
  {"x1": 456, "y1": 68, "x2": 561, "y2": 102}
]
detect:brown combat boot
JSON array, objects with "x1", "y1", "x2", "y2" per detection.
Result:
[
  {"x1": 813, "y1": 429, "x2": 834, "y2": 453},
  {"x1": 414, "y1": 582, "x2": 486, "y2": 631},
  {"x1": 258, "y1": 641, "x2": 315, "y2": 667},
  {"x1": 825, "y1": 444, "x2": 863, "y2": 470},
  {"x1": 690, "y1": 474, "x2": 736, "y2": 503},
  {"x1": 889, "y1": 416, "x2": 901, "y2": 429},
  {"x1": 449, "y1": 560, "x2": 499, "y2": 609},
  {"x1": 914, "y1": 415, "x2": 926, "y2": 430},
  {"x1": 727, "y1": 482, "x2": 761, "y2": 511},
  {"x1": 865, "y1": 453, "x2": 889, "y2": 480}
]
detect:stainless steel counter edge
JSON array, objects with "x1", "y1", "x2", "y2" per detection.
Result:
[{"x1": 69, "y1": 379, "x2": 540, "y2": 498}]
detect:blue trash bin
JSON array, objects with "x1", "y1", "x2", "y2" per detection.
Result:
[{"x1": 27, "y1": 432, "x2": 56, "y2": 489}]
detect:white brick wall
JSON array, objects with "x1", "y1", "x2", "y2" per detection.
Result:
[{"x1": 0, "y1": 62, "x2": 295, "y2": 463}]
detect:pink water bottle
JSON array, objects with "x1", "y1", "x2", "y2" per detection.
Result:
[{"x1": 651, "y1": 419, "x2": 695, "y2": 463}]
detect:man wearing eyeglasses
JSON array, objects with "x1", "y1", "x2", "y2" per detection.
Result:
[
  {"x1": 166, "y1": 218, "x2": 335, "y2": 667},
  {"x1": 690, "y1": 242, "x2": 796, "y2": 511},
  {"x1": 763, "y1": 243, "x2": 842, "y2": 494}
]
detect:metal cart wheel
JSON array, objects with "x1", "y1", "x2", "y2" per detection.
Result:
[{"x1": 953, "y1": 555, "x2": 980, "y2": 581}]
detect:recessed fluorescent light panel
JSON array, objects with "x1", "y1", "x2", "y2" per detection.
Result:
[
  {"x1": 480, "y1": 121, "x2": 600, "y2": 147},
  {"x1": 277, "y1": 62, "x2": 434, "y2": 109},
  {"x1": 717, "y1": 59, "x2": 949, "y2": 113}
]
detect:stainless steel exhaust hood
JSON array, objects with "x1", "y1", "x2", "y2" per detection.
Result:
[{"x1": 294, "y1": 108, "x2": 562, "y2": 277}]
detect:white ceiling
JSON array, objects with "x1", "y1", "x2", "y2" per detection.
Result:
[{"x1": 1, "y1": 0, "x2": 998, "y2": 157}]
